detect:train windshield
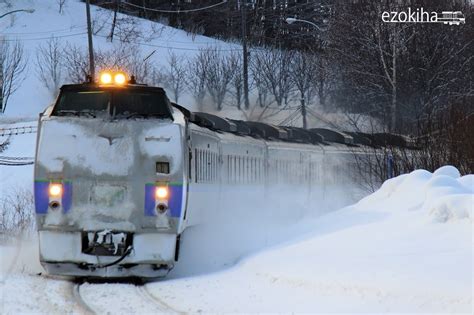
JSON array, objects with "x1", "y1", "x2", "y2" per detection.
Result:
[{"x1": 52, "y1": 87, "x2": 173, "y2": 119}]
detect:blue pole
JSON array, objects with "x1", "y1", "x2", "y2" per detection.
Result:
[{"x1": 387, "y1": 153, "x2": 394, "y2": 179}]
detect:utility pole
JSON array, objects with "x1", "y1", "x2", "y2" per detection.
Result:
[
  {"x1": 86, "y1": 0, "x2": 95, "y2": 81},
  {"x1": 0, "y1": 60, "x2": 3, "y2": 113},
  {"x1": 108, "y1": 0, "x2": 119, "y2": 42},
  {"x1": 241, "y1": 0, "x2": 250, "y2": 109},
  {"x1": 301, "y1": 98, "x2": 307, "y2": 129}
]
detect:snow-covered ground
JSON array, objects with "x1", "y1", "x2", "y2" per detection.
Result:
[
  {"x1": 1, "y1": 1, "x2": 472, "y2": 313},
  {"x1": 1, "y1": 0, "x2": 237, "y2": 118},
  {"x1": 1, "y1": 0, "x2": 363, "y2": 130},
  {"x1": 1, "y1": 161, "x2": 472, "y2": 313},
  {"x1": 142, "y1": 166, "x2": 472, "y2": 314}
]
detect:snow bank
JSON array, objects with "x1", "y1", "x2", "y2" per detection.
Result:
[
  {"x1": 357, "y1": 165, "x2": 473, "y2": 223},
  {"x1": 146, "y1": 166, "x2": 473, "y2": 313}
]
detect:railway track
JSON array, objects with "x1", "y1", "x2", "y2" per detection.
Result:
[
  {"x1": 72, "y1": 283, "x2": 97, "y2": 315},
  {"x1": 71, "y1": 281, "x2": 183, "y2": 314},
  {"x1": 136, "y1": 284, "x2": 185, "y2": 314}
]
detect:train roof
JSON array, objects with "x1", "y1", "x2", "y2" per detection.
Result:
[
  {"x1": 59, "y1": 83, "x2": 167, "y2": 94},
  {"x1": 171, "y1": 104, "x2": 415, "y2": 149}
]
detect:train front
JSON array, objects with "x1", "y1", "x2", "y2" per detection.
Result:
[{"x1": 34, "y1": 72, "x2": 187, "y2": 278}]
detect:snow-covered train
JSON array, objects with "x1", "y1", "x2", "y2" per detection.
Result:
[{"x1": 34, "y1": 72, "x2": 407, "y2": 278}]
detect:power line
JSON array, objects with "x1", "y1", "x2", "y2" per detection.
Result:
[
  {"x1": 95, "y1": 33, "x2": 243, "y2": 52},
  {"x1": 1, "y1": 25, "x2": 86, "y2": 36},
  {"x1": 1, "y1": 30, "x2": 243, "y2": 52},
  {"x1": 99, "y1": 20, "x2": 226, "y2": 45},
  {"x1": 122, "y1": 1, "x2": 229, "y2": 14},
  {"x1": 0, "y1": 32, "x2": 87, "y2": 41}
]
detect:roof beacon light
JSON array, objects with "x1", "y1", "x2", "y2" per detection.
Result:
[
  {"x1": 99, "y1": 72, "x2": 112, "y2": 84},
  {"x1": 114, "y1": 72, "x2": 127, "y2": 85}
]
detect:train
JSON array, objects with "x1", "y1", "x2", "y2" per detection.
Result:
[{"x1": 34, "y1": 71, "x2": 409, "y2": 278}]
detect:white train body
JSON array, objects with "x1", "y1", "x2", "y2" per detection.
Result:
[{"x1": 35, "y1": 82, "x2": 368, "y2": 279}]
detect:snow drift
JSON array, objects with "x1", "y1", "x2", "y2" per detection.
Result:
[
  {"x1": 146, "y1": 166, "x2": 473, "y2": 313},
  {"x1": 1, "y1": 164, "x2": 472, "y2": 313}
]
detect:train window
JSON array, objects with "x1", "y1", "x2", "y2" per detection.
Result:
[
  {"x1": 53, "y1": 91, "x2": 109, "y2": 116},
  {"x1": 199, "y1": 149, "x2": 203, "y2": 183},
  {"x1": 230, "y1": 156, "x2": 234, "y2": 183},
  {"x1": 244, "y1": 156, "x2": 248, "y2": 183},
  {"x1": 250, "y1": 157, "x2": 254, "y2": 183},
  {"x1": 208, "y1": 151, "x2": 211, "y2": 182},
  {"x1": 53, "y1": 87, "x2": 173, "y2": 119},
  {"x1": 214, "y1": 152, "x2": 218, "y2": 182},
  {"x1": 113, "y1": 90, "x2": 172, "y2": 119},
  {"x1": 212, "y1": 152, "x2": 216, "y2": 182},
  {"x1": 238, "y1": 156, "x2": 241, "y2": 183},
  {"x1": 252, "y1": 158, "x2": 255, "y2": 183},
  {"x1": 208, "y1": 151, "x2": 212, "y2": 182},
  {"x1": 236, "y1": 156, "x2": 239, "y2": 184},
  {"x1": 257, "y1": 158, "x2": 261, "y2": 183},
  {"x1": 156, "y1": 161, "x2": 170, "y2": 174},
  {"x1": 204, "y1": 150, "x2": 208, "y2": 182},
  {"x1": 195, "y1": 149, "x2": 199, "y2": 183}
]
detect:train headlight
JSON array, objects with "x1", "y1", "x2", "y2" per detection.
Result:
[
  {"x1": 114, "y1": 73, "x2": 127, "y2": 85},
  {"x1": 49, "y1": 183, "x2": 63, "y2": 197},
  {"x1": 99, "y1": 72, "x2": 113, "y2": 84},
  {"x1": 155, "y1": 186, "x2": 169, "y2": 199}
]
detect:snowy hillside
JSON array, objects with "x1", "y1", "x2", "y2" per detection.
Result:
[
  {"x1": 1, "y1": 0, "x2": 235, "y2": 117},
  {"x1": 2, "y1": 166, "x2": 472, "y2": 313}
]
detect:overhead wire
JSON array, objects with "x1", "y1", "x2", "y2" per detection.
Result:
[
  {"x1": 122, "y1": 1, "x2": 229, "y2": 14},
  {"x1": 0, "y1": 32, "x2": 88, "y2": 41},
  {"x1": 1, "y1": 25, "x2": 86, "y2": 35},
  {"x1": 94, "y1": 33, "x2": 243, "y2": 51}
]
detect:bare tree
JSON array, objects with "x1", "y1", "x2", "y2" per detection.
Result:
[
  {"x1": 57, "y1": 0, "x2": 66, "y2": 14},
  {"x1": 62, "y1": 44, "x2": 89, "y2": 83},
  {"x1": 228, "y1": 51, "x2": 243, "y2": 110},
  {"x1": 150, "y1": 66, "x2": 166, "y2": 87},
  {"x1": 374, "y1": 20, "x2": 414, "y2": 132},
  {"x1": 62, "y1": 43, "x2": 155, "y2": 84},
  {"x1": 108, "y1": 10, "x2": 141, "y2": 43},
  {"x1": 125, "y1": 51, "x2": 154, "y2": 85},
  {"x1": 289, "y1": 50, "x2": 317, "y2": 124},
  {"x1": 0, "y1": 40, "x2": 27, "y2": 113},
  {"x1": 0, "y1": 188, "x2": 35, "y2": 237},
  {"x1": 250, "y1": 59, "x2": 271, "y2": 109},
  {"x1": 163, "y1": 51, "x2": 188, "y2": 104},
  {"x1": 313, "y1": 54, "x2": 334, "y2": 111},
  {"x1": 187, "y1": 50, "x2": 209, "y2": 110},
  {"x1": 202, "y1": 48, "x2": 238, "y2": 110},
  {"x1": 94, "y1": 44, "x2": 135, "y2": 71},
  {"x1": 251, "y1": 48, "x2": 294, "y2": 107},
  {"x1": 35, "y1": 37, "x2": 63, "y2": 97}
]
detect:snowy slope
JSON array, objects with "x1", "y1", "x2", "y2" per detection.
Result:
[
  {"x1": 1, "y1": 0, "x2": 356, "y2": 129},
  {"x1": 1, "y1": 0, "x2": 235, "y2": 117}
]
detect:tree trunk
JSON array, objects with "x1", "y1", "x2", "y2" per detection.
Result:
[{"x1": 391, "y1": 31, "x2": 397, "y2": 132}]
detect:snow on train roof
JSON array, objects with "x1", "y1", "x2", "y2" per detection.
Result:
[{"x1": 172, "y1": 104, "x2": 413, "y2": 149}]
